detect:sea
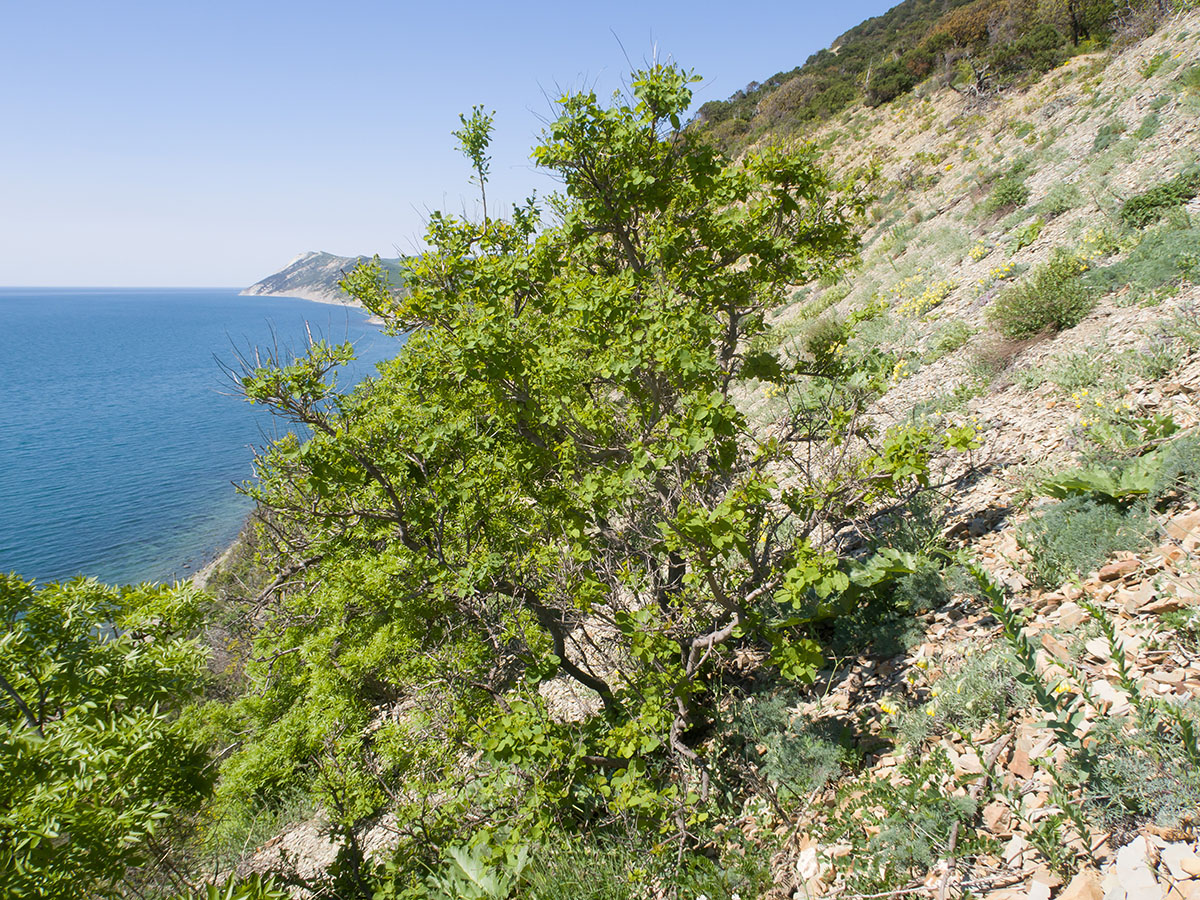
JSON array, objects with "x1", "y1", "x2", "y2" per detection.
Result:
[{"x1": 0, "y1": 288, "x2": 400, "y2": 586}]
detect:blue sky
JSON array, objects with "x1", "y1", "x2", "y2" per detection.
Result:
[{"x1": 1, "y1": 1, "x2": 898, "y2": 286}]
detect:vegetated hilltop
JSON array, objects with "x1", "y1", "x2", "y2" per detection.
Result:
[
  {"x1": 6, "y1": 4, "x2": 1200, "y2": 898},
  {"x1": 242, "y1": 250, "x2": 405, "y2": 305},
  {"x1": 690, "y1": 0, "x2": 1173, "y2": 155}
]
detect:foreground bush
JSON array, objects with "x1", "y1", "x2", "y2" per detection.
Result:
[
  {"x1": 1016, "y1": 496, "x2": 1151, "y2": 588},
  {"x1": 986, "y1": 248, "x2": 1095, "y2": 339},
  {"x1": 205, "y1": 62, "x2": 990, "y2": 887},
  {"x1": 0, "y1": 575, "x2": 209, "y2": 898}
]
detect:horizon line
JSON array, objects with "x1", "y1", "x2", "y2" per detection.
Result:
[{"x1": 0, "y1": 285, "x2": 245, "y2": 290}]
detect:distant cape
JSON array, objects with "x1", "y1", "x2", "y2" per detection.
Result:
[{"x1": 241, "y1": 251, "x2": 405, "y2": 307}]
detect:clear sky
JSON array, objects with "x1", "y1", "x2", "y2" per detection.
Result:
[{"x1": 1, "y1": 0, "x2": 898, "y2": 287}]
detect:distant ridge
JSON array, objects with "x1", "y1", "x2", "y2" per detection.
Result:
[{"x1": 241, "y1": 251, "x2": 405, "y2": 307}]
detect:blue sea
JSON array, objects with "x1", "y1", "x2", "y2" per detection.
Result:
[{"x1": 0, "y1": 288, "x2": 400, "y2": 585}]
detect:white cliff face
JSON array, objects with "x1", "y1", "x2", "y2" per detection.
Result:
[{"x1": 241, "y1": 251, "x2": 405, "y2": 307}]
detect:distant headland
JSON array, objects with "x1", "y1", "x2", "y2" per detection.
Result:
[{"x1": 241, "y1": 250, "x2": 405, "y2": 306}]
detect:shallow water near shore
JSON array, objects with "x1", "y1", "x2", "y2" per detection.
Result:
[{"x1": 0, "y1": 288, "x2": 397, "y2": 585}]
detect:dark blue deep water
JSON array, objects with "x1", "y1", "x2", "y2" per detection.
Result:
[{"x1": 0, "y1": 288, "x2": 399, "y2": 585}]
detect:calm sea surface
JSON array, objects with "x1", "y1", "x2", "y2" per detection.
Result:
[{"x1": 0, "y1": 288, "x2": 399, "y2": 585}]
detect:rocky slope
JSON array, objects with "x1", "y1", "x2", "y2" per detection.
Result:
[
  {"x1": 241, "y1": 250, "x2": 405, "y2": 306},
  {"x1": 734, "y1": 9, "x2": 1200, "y2": 899}
]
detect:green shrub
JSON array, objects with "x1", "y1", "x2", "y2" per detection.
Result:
[
  {"x1": 1179, "y1": 64, "x2": 1200, "y2": 93},
  {"x1": 1075, "y1": 710, "x2": 1200, "y2": 843},
  {"x1": 1153, "y1": 433, "x2": 1200, "y2": 501},
  {"x1": 877, "y1": 221, "x2": 915, "y2": 256},
  {"x1": 1017, "y1": 496, "x2": 1152, "y2": 588},
  {"x1": 519, "y1": 829, "x2": 770, "y2": 900},
  {"x1": 819, "y1": 749, "x2": 988, "y2": 894},
  {"x1": 986, "y1": 248, "x2": 1095, "y2": 339},
  {"x1": 1119, "y1": 167, "x2": 1200, "y2": 228},
  {"x1": 872, "y1": 490, "x2": 950, "y2": 559},
  {"x1": 826, "y1": 550, "x2": 948, "y2": 660},
  {"x1": 1037, "y1": 182, "x2": 1082, "y2": 219},
  {"x1": 799, "y1": 281, "x2": 852, "y2": 319},
  {"x1": 1110, "y1": 343, "x2": 1179, "y2": 385},
  {"x1": 1016, "y1": 348, "x2": 1109, "y2": 394},
  {"x1": 1140, "y1": 52, "x2": 1169, "y2": 78},
  {"x1": 1132, "y1": 111, "x2": 1161, "y2": 141},
  {"x1": 1046, "y1": 349, "x2": 1108, "y2": 393},
  {"x1": 828, "y1": 592, "x2": 929, "y2": 659},
  {"x1": 924, "y1": 319, "x2": 972, "y2": 361},
  {"x1": 1093, "y1": 120, "x2": 1126, "y2": 152},
  {"x1": 1087, "y1": 224, "x2": 1200, "y2": 300},
  {"x1": 998, "y1": 206, "x2": 1032, "y2": 232},
  {"x1": 901, "y1": 645, "x2": 1033, "y2": 747},
  {"x1": 865, "y1": 59, "x2": 920, "y2": 107},
  {"x1": 891, "y1": 560, "x2": 953, "y2": 612},
  {"x1": 989, "y1": 22, "x2": 1071, "y2": 80},
  {"x1": 173, "y1": 875, "x2": 289, "y2": 900},
  {"x1": 981, "y1": 164, "x2": 1031, "y2": 216},
  {"x1": 724, "y1": 692, "x2": 854, "y2": 801},
  {"x1": 943, "y1": 563, "x2": 992, "y2": 602},
  {"x1": 0, "y1": 576, "x2": 211, "y2": 898},
  {"x1": 1170, "y1": 299, "x2": 1200, "y2": 349},
  {"x1": 1087, "y1": 147, "x2": 1121, "y2": 178},
  {"x1": 926, "y1": 224, "x2": 973, "y2": 261},
  {"x1": 804, "y1": 314, "x2": 853, "y2": 372}
]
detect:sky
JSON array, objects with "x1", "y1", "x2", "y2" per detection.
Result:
[{"x1": 1, "y1": 0, "x2": 899, "y2": 287}]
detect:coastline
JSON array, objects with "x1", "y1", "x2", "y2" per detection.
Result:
[
  {"x1": 238, "y1": 287, "x2": 362, "y2": 308},
  {"x1": 238, "y1": 289, "x2": 385, "y2": 326},
  {"x1": 1, "y1": 288, "x2": 390, "y2": 590},
  {"x1": 191, "y1": 538, "x2": 238, "y2": 590},
  {"x1": 191, "y1": 290, "x2": 395, "y2": 592}
]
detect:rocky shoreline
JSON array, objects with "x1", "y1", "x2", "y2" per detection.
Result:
[{"x1": 238, "y1": 286, "x2": 363, "y2": 307}]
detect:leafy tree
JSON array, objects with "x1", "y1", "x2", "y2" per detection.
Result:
[
  {"x1": 0, "y1": 575, "x2": 210, "y2": 898},
  {"x1": 865, "y1": 59, "x2": 921, "y2": 106},
  {"x1": 224, "y1": 63, "x2": 961, "y2": 850}
]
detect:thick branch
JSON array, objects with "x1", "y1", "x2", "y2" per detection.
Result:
[
  {"x1": 0, "y1": 670, "x2": 43, "y2": 736},
  {"x1": 527, "y1": 598, "x2": 620, "y2": 714}
]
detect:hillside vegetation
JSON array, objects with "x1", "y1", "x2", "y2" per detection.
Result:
[
  {"x1": 692, "y1": 0, "x2": 1176, "y2": 154},
  {"x1": 5, "y1": 2, "x2": 1200, "y2": 898}
]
